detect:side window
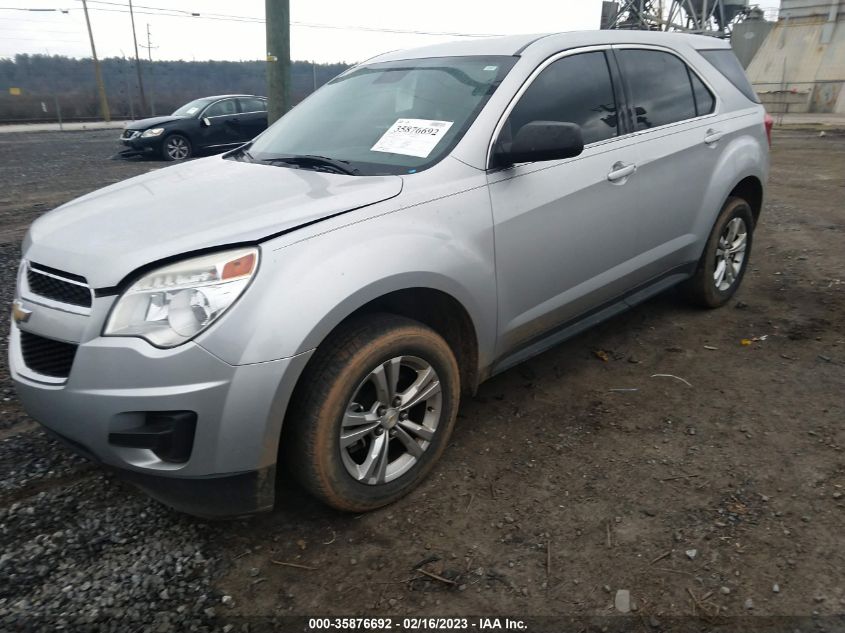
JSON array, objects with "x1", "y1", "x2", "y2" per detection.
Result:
[
  {"x1": 204, "y1": 99, "x2": 237, "y2": 117},
  {"x1": 238, "y1": 97, "x2": 267, "y2": 113},
  {"x1": 699, "y1": 49, "x2": 760, "y2": 103},
  {"x1": 617, "y1": 50, "x2": 697, "y2": 130},
  {"x1": 504, "y1": 51, "x2": 618, "y2": 146},
  {"x1": 689, "y1": 70, "x2": 715, "y2": 116}
]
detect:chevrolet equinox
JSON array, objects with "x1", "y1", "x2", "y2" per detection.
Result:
[{"x1": 10, "y1": 31, "x2": 770, "y2": 517}]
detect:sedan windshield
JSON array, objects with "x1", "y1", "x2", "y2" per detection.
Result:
[
  {"x1": 172, "y1": 98, "x2": 213, "y2": 117},
  {"x1": 248, "y1": 56, "x2": 517, "y2": 175}
]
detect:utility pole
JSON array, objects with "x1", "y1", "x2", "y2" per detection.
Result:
[
  {"x1": 123, "y1": 55, "x2": 135, "y2": 120},
  {"x1": 81, "y1": 0, "x2": 110, "y2": 122},
  {"x1": 265, "y1": 0, "x2": 290, "y2": 123},
  {"x1": 139, "y1": 23, "x2": 158, "y2": 115},
  {"x1": 128, "y1": 0, "x2": 149, "y2": 116},
  {"x1": 312, "y1": 60, "x2": 317, "y2": 92}
]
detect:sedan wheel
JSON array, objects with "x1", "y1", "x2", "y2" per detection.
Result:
[{"x1": 163, "y1": 134, "x2": 191, "y2": 161}]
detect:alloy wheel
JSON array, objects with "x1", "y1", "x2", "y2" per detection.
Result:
[
  {"x1": 165, "y1": 136, "x2": 189, "y2": 160},
  {"x1": 714, "y1": 216, "x2": 747, "y2": 291},
  {"x1": 340, "y1": 355, "x2": 442, "y2": 485}
]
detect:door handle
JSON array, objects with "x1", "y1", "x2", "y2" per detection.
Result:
[
  {"x1": 704, "y1": 129, "x2": 724, "y2": 145},
  {"x1": 607, "y1": 161, "x2": 637, "y2": 182}
]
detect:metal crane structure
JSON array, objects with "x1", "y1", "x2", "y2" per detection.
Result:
[{"x1": 600, "y1": 0, "x2": 752, "y2": 37}]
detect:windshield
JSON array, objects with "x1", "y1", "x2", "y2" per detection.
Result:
[
  {"x1": 172, "y1": 98, "x2": 213, "y2": 117},
  {"x1": 248, "y1": 56, "x2": 517, "y2": 175}
]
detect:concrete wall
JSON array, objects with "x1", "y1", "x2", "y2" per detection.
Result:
[
  {"x1": 780, "y1": 0, "x2": 842, "y2": 19},
  {"x1": 746, "y1": 0, "x2": 845, "y2": 113}
]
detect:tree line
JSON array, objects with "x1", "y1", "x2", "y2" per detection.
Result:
[{"x1": 0, "y1": 54, "x2": 351, "y2": 122}]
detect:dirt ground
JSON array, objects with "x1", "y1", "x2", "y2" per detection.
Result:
[{"x1": 0, "y1": 129, "x2": 843, "y2": 630}]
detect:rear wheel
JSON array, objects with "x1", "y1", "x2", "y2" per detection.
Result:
[
  {"x1": 683, "y1": 197, "x2": 754, "y2": 308},
  {"x1": 162, "y1": 133, "x2": 191, "y2": 161},
  {"x1": 284, "y1": 314, "x2": 460, "y2": 512}
]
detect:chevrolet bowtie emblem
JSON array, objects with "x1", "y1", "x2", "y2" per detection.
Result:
[{"x1": 11, "y1": 300, "x2": 31, "y2": 324}]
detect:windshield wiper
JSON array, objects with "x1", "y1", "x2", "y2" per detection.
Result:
[
  {"x1": 259, "y1": 154, "x2": 359, "y2": 176},
  {"x1": 227, "y1": 142, "x2": 255, "y2": 162}
]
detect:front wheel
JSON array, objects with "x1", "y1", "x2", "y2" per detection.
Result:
[
  {"x1": 162, "y1": 133, "x2": 192, "y2": 161},
  {"x1": 284, "y1": 314, "x2": 460, "y2": 512},
  {"x1": 683, "y1": 197, "x2": 755, "y2": 308}
]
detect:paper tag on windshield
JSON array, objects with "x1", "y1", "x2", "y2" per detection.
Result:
[{"x1": 371, "y1": 118, "x2": 454, "y2": 158}]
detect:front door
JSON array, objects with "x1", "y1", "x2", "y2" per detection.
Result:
[
  {"x1": 488, "y1": 49, "x2": 648, "y2": 360},
  {"x1": 199, "y1": 98, "x2": 243, "y2": 149}
]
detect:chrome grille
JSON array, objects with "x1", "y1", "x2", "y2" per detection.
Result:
[
  {"x1": 26, "y1": 263, "x2": 92, "y2": 308},
  {"x1": 19, "y1": 331, "x2": 78, "y2": 378}
]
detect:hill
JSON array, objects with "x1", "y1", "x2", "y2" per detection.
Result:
[{"x1": 0, "y1": 54, "x2": 350, "y2": 122}]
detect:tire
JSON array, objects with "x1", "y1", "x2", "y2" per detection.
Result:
[
  {"x1": 683, "y1": 196, "x2": 755, "y2": 308},
  {"x1": 284, "y1": 313, "x2": 460, "y2": 512},
  {"x1": 162, "y1": 133, "x2": 192, "y2": 161}
]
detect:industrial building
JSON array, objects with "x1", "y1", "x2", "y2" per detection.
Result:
[{"x1": 745, "y1": 0, "x2": 845, "y2": 113}]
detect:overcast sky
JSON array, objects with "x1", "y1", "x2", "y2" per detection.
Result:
[{"x1": 1, "y1": 1, "x2": 604, "y2": 63}]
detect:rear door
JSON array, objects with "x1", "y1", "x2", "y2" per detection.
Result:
[
  {"x1": 236, "y1": 97, "x2": 269, "y2": 140},
  {"x1": 612, "y1": 46, "x2": 721, "y2": 279},
  {"x1": 488, "y1": 48, "x2": 649, "y2": 359}
]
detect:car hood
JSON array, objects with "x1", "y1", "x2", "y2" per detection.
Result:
[
  {"x1": 24, "y1": 157, "x2": 403, "y2": 288},
  {"x1": 125, "y1": 115, "x2": 185, "y2": 130}
]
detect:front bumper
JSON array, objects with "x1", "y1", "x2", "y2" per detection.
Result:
[
  {"x1": 9, "y1": 311, "x2": 313, "y2": 516},
  {"x1": 118, "y1": 133, "x2": 163, "y2": 157}
]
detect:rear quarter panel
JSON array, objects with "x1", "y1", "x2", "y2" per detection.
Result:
[
  {"x1": 689, "y1": 107, "x2": 768, "y2": 256},
  {"x1": 685, "y1": 43, "x2": 769, "y2": 262}
]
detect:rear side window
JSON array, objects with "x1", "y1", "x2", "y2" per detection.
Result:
[
  {"x1": 505, "y1": 51, "x2": 618, "y2": 145},
  {"x1": 699, "y1": 49, "x2": 760, "y2": 103},
  {"x1": 689, "y1": 71, "x2": 715, "y2": 116},
  {"x1": 238, "y1": 97, "x2": 267, "y2": 113},
  {"x1": 617, "y1": 49, "x2": 697, "y2": 130},
  {"x1": 205, "y1": 99, "x2": 237, "y2": 117}
]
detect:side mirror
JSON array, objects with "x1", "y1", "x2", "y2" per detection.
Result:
[
  {"x1": 493, "y1": 121, "x2": 584, "y2": 167},
  {"x1": 201, "y1": 117, "x2": 211, "y2": 128}
]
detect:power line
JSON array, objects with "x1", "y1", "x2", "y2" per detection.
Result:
[
  {"x1": 0, "y1": 16, "x2": 71, "y2": 23},
  {"x1": 0, "y1": 7, "x2": 70, "y2": 12},
  {"x1": 1, "y1": 35, "x2": 83, "y2": 41},
  {"x1": 1, "y1": 3, "x2": 505, "y2": 37},
  {"x1": 0, "y1": 28, "x2": 81, "y2": 34},
  {"x1": 294, "y1": 21, "x2": 505, "y2": 38},
  {"x1": 79, "y1": 0, "x2": 230, "y2": 18}
]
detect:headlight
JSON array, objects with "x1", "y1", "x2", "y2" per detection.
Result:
[
  {"x1": 104, "y1": 247, "x2": 259, "y2": 348},
  {"x1": 141, "y1": 127, "x2": 165, "y2": 138},
  {"x1": 15, "y1": 259, "x2": 25, "y2": 295}
]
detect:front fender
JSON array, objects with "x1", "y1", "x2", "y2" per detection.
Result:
[{"x1": 199, "y1": 179, "x2": 498, "y2": 370}]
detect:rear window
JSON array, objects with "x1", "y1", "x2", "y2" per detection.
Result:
[
  {"x1": 699, "y1": 49, "x2": 760, "y2": 104},
  {"x1": 238, "y1": 97, "x2": 266, "y2": 113},
  {"x1": 617, "y1": 49, "x2": 697, "y2": 130}
]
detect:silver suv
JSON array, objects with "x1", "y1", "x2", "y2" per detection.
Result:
[{"x1": 10, "y1": 31, "x2": 769, "y2": 517}]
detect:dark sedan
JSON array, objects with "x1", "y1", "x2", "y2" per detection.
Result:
[{"x1": 118, "y1": 94, "x2": 268, "y2": 161}]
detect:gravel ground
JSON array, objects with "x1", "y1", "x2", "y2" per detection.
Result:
[
  {"x1": 0, "y1": 133, "x2": 230, "y2": 632},
  {"x1": 0, "y1": 129, "x2": 843, "y2": 632}
]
